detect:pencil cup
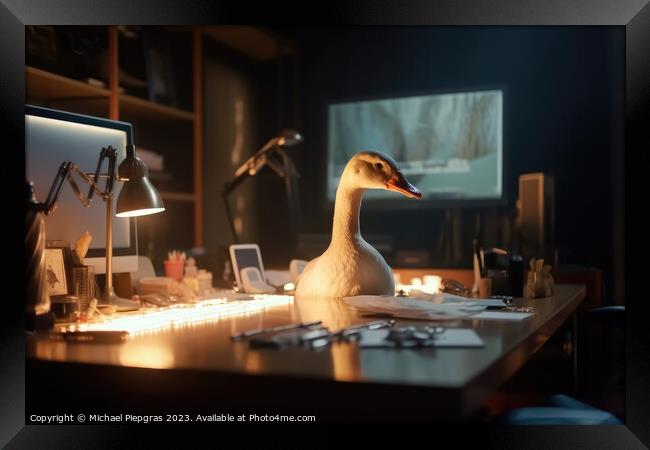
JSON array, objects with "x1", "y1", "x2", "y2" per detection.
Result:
[
  {"x1": 72, "y1": 266, "x2": 93, "y2": 318},
  {"x1": 164, "y1": 260, "x2": 184, "y2": 281},
  {"x1": 478, "y1": 277, "x2": 492, "y2": 298}
]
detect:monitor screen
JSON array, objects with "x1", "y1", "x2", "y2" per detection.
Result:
[
  {"x1": 25, "y1": 106, "x2": 138, "y2": 274},
  {"x1": 326, "y1": 89, "x2": 503, "y2": 203}
]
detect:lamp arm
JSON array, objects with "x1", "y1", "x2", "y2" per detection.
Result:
[
  {"x1": 40, "y1": 162, "x2": 73, "y2": 215},
  {"x1": 223, "y1": 170, "x2": 250, "y2": 198},
  {"x1": 89, "y1": 146, "x2": 118, "y2": 200},
  {"x1": 66, "y1": 164, "x2": 106, "y2": 207},
  {"x1": 266, "y1": 148, "x2": 286, "y2": 178},
  {"x1": 102, "y1": 146, "x2": 117, "y2": 195},
  {"x1": 37, "y1": 146, "x2": 119, "y2": 215},
  {"x1": 222, "y1": 132, "x2": 301, "y2": 244},
  {"x1": 65, "y1": 146, "x2": 118, "y2": 207},
  {"x1": 233, "y1": 137, "x2": 278, "y2": 178},
  {"x1": 276, "y1": 148, "x2": 302, "y2": 234}
]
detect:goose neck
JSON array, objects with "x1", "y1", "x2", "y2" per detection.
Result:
[{"x1": 332, "y1": 185, "x2": 364, "y2": 245}]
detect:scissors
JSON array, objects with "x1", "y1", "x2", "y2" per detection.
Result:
[
  {"x1": 385, "y1": 325, "x2": 445, "y2": 348},
  {"x1": 305, "y1": 319, "x2": 397, "y2": 349}
]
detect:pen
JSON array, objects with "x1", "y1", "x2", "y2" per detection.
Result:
[
  {"x1": 249, "y1": 327, "x2": 331, "y2": 349},
  {"x1": 52, "y1": 330, "x2": 128, "y2": 343},
  {"x1": 333, "y1": 319, "x2": 396, "y2": 338},
  {"x1": 230, "y1": 320, "x2": 323, "y2": 340}
]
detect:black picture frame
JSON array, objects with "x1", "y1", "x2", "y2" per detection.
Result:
[
  {"x1": 3, "y1": 0, "x2": 650, "y2": 447},
  {"x1": 44, "y1": 240, "x2": 72, "y2": 300}
]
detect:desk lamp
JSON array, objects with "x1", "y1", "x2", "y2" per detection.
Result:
[
  {"x1": 222, "y1": 129, "x2": 303, "y2": 243},
  {"x1": 26, "y1": 144, "x2": 164, "y2": 318}
]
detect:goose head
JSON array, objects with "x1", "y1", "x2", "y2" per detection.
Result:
[{"x1": 341, "y1": 151, "x2": 422, "y2": 199}]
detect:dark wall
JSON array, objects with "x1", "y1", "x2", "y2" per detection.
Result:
[{"x1": 258, "y1": 27, "x2": 623, "y2": 300}]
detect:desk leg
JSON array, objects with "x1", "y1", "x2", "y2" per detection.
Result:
[{"x1": 572, "y1": 312, "x2": 579, "y2": 396}]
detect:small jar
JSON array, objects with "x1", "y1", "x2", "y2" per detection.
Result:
[{"x1": 51, "y1": 296, "x2": 80, "y2": 322}]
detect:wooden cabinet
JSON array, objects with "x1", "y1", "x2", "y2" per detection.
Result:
[{"x1": 26, "y1": 26, "x2": 203, "y2": 271}]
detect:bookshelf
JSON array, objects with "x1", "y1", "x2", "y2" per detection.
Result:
[
  {"x1": 26, "y1": 26, "x2": 204, "y2": 269},
  {"x1": 26, "y1": 66, "x2": 110, "y2": 99},
  {"x1": 26, "y1": 25, "x2": 292, "y2": 270}
]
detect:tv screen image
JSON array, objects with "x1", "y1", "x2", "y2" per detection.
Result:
[{"x1": 327, "y1": 89, "x2": 503, "y2": 202}]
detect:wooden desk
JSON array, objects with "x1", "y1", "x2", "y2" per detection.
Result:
[{"x1": 26, "y1": 284, "x2": 585, "y2": 423}]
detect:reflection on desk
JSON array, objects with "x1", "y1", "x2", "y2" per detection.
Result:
[{"x1": 27, "y1": 284, "x2": 586, "y2": 421}]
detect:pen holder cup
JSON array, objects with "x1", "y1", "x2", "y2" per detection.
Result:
[
  {"x1": 524, "y1": 269, "x2": 555, "y2": 299},
  {"x1": 72, "y1": 265, "x2": 96, "y2": 318},
  {"x1": 164, "y1": 260, "x2": 184, "y2": 282}
]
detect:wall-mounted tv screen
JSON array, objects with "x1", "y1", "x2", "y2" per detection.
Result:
[{"x1": 326, "y1": 89, "x2": 503, "y2": 203}]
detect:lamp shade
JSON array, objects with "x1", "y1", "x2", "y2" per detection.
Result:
[
  {"x1": 277, "y1": 129, "x2": 303, "y2": 147},
  {"x1": 116, "y1": 145, "x2": 165, "y2": 218}
]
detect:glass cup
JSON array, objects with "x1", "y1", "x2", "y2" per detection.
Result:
[{"x1": 72, "y1": 266, "x2": 94, "y2": 318}]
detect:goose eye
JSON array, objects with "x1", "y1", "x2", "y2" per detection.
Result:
[{"x1": 375, "y1": 163, "x2": 383, "y2": 170}]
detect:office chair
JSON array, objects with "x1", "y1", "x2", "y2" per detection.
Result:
[
  {"x1": 502, "y1": 306, "x2": 624, "y2": 425},
  {"x1": 503, "y1": 393, "x2": 622, "y2": 425}
]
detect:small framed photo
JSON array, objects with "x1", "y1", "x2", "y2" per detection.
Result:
[{"x1": 45, "y1": 240, "x2": 72, "y2": 299}]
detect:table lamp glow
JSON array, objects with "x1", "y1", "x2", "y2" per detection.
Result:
[{"x1": 26, "y1": 144, "x2": 165, "y2": 319}]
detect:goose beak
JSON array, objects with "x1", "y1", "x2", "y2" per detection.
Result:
[{"x1": 386, "y1": 172, "x2": 422, "y2": 199}]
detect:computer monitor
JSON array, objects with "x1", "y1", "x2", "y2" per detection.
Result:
[
  {"x1": 326, "y1": 88, "x2": 504, "y2": 206},
  {"x1": 25, "y1": 105, "x2": 138, "y2": 274}
]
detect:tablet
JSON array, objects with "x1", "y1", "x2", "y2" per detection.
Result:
[{"x1": 229, "y1": 244, "x2": 266, "y2": 290}]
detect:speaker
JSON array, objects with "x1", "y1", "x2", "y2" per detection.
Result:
[{"x1": 516, "y1": 173, "x2": 555, "y2": 263}]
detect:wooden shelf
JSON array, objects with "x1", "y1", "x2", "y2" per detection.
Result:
[
  {"x1": 26, "y1": 66, "x2": 110, "y2": 100},
  {"x1": 27, "y1": 25, "x2": 204, "y2": 250},
  {"x1": 159, "y1": 191, "x2": 196, "y2": 202},
  {"x1": 167, "y1": 26, "x2": 294, "y2": 61},
  {"x1": 201, "y1": 26, "x2": 282, "y2": 61},
  {"x1": 119, "y1": 94, "x2": 195, "y2": 122},
  {"x1": 26, "y1": 67, "x2": 194, "y2": 122}
]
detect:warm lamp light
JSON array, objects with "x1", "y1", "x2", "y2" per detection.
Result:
[
  {"x1": 116, "y1": 145, "x2": 165, "y2": 217},
  {"x1": 27, "y1": 144, "x2": 165, "y2": 315}
]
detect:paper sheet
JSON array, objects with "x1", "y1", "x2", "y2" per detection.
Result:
[
  {"x1": 407, "y1": 290, "x2": 507, "y2": 307},
  {"x1": 344, "y1": 295, "x2": 486, "y2": 320},
  {"x1": 471, "y1": 311, "x2": 534, "y2": 321},
  {"x1": 343, "y1": 293, "x2": 531, "y2": 321}
]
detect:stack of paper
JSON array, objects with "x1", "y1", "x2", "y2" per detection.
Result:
[
  {"x1": 343, "y1": 293, "x2": 534, "y2": 321},
  {"x1": 405, "y1": 289, "x2": 509, "y2": 307},
  {"x1": 344, "y1": 294, "x2": 487, "y2": 320}
]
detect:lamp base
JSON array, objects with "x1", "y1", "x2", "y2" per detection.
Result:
[{"x1": 102, "y1": 287, "x2": 141, "y2": 312}]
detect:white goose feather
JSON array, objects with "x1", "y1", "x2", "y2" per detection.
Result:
[{"x1": 295, "y1": 151, "x2": 421, "y2": 300}]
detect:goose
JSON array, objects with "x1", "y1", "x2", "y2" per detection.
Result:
[{"x1": 295, "y1": 151, "x2": 421, "y2": 300}]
